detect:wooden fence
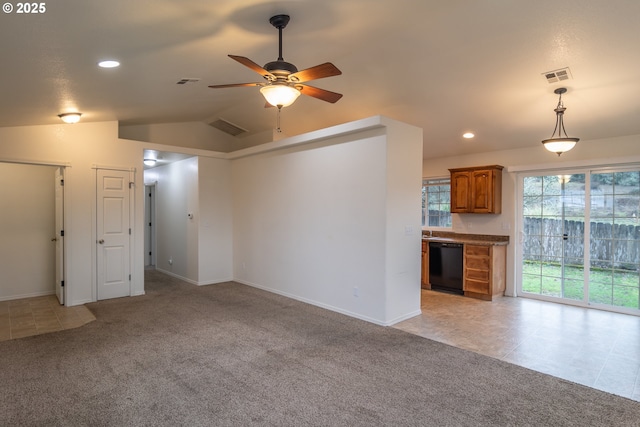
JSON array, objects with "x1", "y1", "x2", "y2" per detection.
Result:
[{"x1": 523, "y1": 217, "x2": 640, "y2": 269}]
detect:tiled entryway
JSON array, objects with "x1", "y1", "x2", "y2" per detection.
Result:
[
  {"x1": 394, "y1": 290, "x2": 640, "y2": 402},
  {"x1": 0, "y1": 295, "x2": 95, "y2": 342}
]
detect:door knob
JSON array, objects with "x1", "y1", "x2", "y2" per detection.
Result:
[{"x1": 98, "y1": 239, "x2": 105, "y2": 244}]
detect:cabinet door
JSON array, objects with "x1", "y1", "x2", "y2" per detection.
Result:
[
  {"x1": 471, "y1": 169, "x2": 493, "y2": 213},
  {"x1": 450, "y1": 171, "x2": 470, "y2": 213},
  {"x1": 421, "y1": 241, "x2": 429, "y2": 288}
]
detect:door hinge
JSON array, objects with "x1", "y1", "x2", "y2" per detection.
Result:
[
  {"x1": 129, "y1": 182, "x2": 134, "y2": 189},
  {"x1": 129, "y1": 274, "x2": 131, "y2": 281},
  {"x1": 60, "y1": 230, "x2": 64, "y2": 237},
  {"x1": 129, "y1": 228, "x2": 131, "y2": 235},
  {"x1": 60, "y1": 179, "x2": 64, "y2": 186},
  {"x1": 149, "y1": 251, "x2": 152, "y2": 256},
  {"x1": 61, "y1": 280, "x2": 64, "y2": 287}
]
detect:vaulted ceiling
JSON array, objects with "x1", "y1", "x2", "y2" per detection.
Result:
[{"x1": 1, "y1": 0, "x2": 639, "y2": 159}]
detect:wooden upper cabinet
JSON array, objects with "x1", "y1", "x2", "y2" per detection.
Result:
[{"x1": 449, "y1": 165, "x2": 503, "y2": 214}]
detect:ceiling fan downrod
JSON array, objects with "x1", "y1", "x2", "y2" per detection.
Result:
[{"x1": 269, "y1": 14, "x2": 290, "y2": 61}]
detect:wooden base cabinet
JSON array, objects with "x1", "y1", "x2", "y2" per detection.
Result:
[
  {"x1": 463, "y1": 244, "x2": 506, "y2": 301},
  {"x1": 421, "y1": 241, "x2": 430, "y2": 289}
]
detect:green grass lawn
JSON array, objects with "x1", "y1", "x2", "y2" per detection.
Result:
[{"x1": 522, "y1": 261, "x2": 640, "y2": 309}]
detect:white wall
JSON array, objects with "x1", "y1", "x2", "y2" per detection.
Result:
[
  {"x1": 197, "y1": 157, "x2": 233, "y2": 284},
  {"x1": 423, "y1": 133, "x2": 640, "y2": 296},
  {"x1": 230, "y1": 117, "x2": 423, "y2": 325},
  {"x1": 0, "y1": 122, "x2": 145, "y2": 305},
  {"x1": 0, "y1": 163, "x2": 57, "y2": 300},
  {"x1": 384, "y1": 121, "x2": 424, "y2": 321}
]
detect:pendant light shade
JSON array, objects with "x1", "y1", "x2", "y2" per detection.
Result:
[
  {"x1": 260, "y1": 84, "x2": 300, "y2": 107},
  {"x1": 541, "y1": 88, "x2": 579, "y2": 156}
]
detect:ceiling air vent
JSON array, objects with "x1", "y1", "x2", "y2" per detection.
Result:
[
  {"x1": 542, "y1": 67, "x2": 572, "y2": 84},
  {"x1": 208, "y1": 118, "x2": 248, "y2": 136},
  {"x1": 176, "y1": 78, "x2": 200, "y2": 85}
]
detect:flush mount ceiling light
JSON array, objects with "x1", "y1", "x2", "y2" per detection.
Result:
[
  {"x1": 541, "y1": 87, "x2": 580, "y2": 156},
  {"x1": 463, "y1": 132, "x2": 475, "y2": 139},
  {"x1": 58, "y1": 112, "x2": 82, "y2": 124},
  {"x1": 143, "y1": 158, "x2": 157, "y2": 166},
  {"x1": 98, "y1": 60, "x2": 120, "y2": 68}
]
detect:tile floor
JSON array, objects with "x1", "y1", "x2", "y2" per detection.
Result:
[
  {"x1": 394, "y1": 290, "x2": 640, "y2": 402},
  {"x1": 0, "y1": 295, "x2": 95, "y2": 342}
]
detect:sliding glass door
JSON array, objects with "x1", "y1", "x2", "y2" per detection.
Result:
[{"x1": 519, "y1": 168, "x2": 640, "y2": 314}]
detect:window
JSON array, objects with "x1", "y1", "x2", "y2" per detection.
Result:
[{"x1": 422, "y1": 178, "x2": 451, "y2": 228}]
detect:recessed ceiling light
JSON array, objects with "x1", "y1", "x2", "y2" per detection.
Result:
[
  {"x1": 98, "y1": 60, "x2": 120, "y2": 68},
  {"x1": 463, "y1": 132, "x2": 475, "y2": 139}
]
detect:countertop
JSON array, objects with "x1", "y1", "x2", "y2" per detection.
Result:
[{"x1": 422, "y1": 232, "x2": 509, "y2": 246}]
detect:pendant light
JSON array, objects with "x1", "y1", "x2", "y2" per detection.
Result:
[{"x1": 541, "y1": 87, "x2": 579, "y2": 156}]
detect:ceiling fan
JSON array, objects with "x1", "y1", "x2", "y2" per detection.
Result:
[{"x1": 209, "y1": 14, "x2": 342, "y2": 109}]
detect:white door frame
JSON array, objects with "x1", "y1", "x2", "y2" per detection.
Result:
[
  {"x1": 54, "y1": 167, "x2": 65, "y2": 305},
  {"x1": 144, "y1": 183, "x2": 157, "y2": 267}
]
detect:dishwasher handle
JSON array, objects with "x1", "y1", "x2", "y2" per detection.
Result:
[{"x1": 429, "y1": 242, "x2": 463, "y2": 248}]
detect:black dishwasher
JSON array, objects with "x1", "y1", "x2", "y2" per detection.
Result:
[{"x1": 428, "y1": 242, "x2": 464, "y2": 295}]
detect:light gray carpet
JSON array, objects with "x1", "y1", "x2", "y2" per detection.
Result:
[{"x1": 1, "y1": 270, "x2": 639, "y2": 426}]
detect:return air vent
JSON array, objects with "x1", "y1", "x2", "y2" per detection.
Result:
[
  {"x1": 542, "y1": 67, "x2": 572, "y2": 84},
  {"x1": 176, "y1": 78, "x2": 200, "y2": 85},
  {"x1": 208, "y1": 118, "x2": 248, "y2": 136}
]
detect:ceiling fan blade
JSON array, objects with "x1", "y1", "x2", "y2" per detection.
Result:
[
  {"x1": 229, "y1": 55, "x2": 274, "y2": 79},
  {"x1": 208, "y1": 82, "x2": 263, "y2": 89},
  {"x1": 289, "y1": 63, "x2": 341, "y2": 83},
  {"x1": 298, "y1": 84, "x2": 343, "y2": 103}
]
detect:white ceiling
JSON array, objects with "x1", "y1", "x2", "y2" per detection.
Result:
[{"x1": 2, "y1": 0, "x2": 639, "y2": 159}]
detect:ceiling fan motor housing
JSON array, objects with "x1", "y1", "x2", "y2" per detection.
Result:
[{"x1": 264, "y1": 60, "x2": 298, "y2": 77}]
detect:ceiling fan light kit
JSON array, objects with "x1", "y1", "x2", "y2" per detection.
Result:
[
  {"x1": 541, "y1": 87, "x2": 580, "y2": 156},
  {"x1": 260, "y1": 84, "x2": 301, "y2": 107},
  {"x1": 209, "y1": 14, "x2": 342, "y2": 109}
]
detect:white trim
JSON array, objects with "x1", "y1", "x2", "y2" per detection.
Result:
[
  {"x1": 225, "y1": 116, "x2": 387, "y2": 160},
  {"x1": 155, "y1": 268, "x2": 197, "y2": 285},
  {"x1": 234, "y1": 279, "x2": 406, "y2": 327},
  {"x1": 92, "y1": 164, "x2": 136, "y2": 172},
  {"x1": 507, "y1": 155, "x2": 640, "y2": 173},
  {"x1": 0, "y1": 157, "x2": 71, "y2": 168},
  {"x1": 153, "y1": 268, "x2": 232, "y2": 286},
  {"x1": 0, "y1": 290, "x2": 55, "y2": 302}
]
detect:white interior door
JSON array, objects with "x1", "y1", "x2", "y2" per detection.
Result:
[
  {"x1": 97, "y1": 169, "x2": 131, "y2": 300},
  {"x1": 54, "y1": 167, "x2": 64, "y2": 304}
]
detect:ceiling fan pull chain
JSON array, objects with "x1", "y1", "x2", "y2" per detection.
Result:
[{"x1": 276, "y1": 106, "x2": 282, "y2": 133}]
